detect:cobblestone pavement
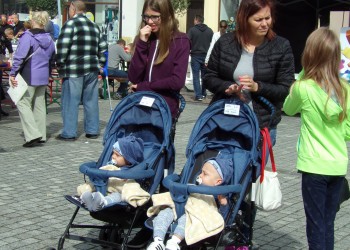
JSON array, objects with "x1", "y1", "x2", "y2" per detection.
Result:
[{"x1": 0, "y1": 88, "x2": 349, "y2": 250}]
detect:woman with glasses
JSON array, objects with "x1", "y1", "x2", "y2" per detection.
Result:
[
  {"x1": 128, "y1": 0, "x2": 190, "y2": 122},
  {"x1": 204, "y1": 20, "x2": 228, "y2": 66}
]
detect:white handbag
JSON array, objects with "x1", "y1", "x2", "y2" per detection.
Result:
[{"x1": 253, "y1": 128, "x2": 282, "y2": 211}]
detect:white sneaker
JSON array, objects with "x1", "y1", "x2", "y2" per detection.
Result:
[
  {"x1": 147, "y1": 240, "x2": 165, "y2": 250},
  {"x1": 165, "y1": 238, "x2": 180, "y2": 250}
]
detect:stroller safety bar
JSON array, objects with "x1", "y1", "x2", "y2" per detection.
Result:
[
  {"x1": 80, "y1": 162, "x2": 155, "y2": 180},
  {"x1": 163, "y1": 174, "x2": 243, "y2": 195}
]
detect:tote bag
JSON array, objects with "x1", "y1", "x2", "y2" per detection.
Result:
[{"x1": 253, "y1": 127, "x2": 282, "y2": 211}]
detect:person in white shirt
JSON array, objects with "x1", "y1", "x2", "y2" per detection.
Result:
[{"x1": 205, "y1": 20, "x2": 228, "y2": 66}]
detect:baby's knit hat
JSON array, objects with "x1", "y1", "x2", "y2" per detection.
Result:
[
  {"x1": 113, "y1": 135, "x2": 144, "y2": 165},
  {"x1": 206, "y1": 156, "x2": 233, "y2": 185}
]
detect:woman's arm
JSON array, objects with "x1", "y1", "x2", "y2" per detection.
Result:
[
  {"x1": 203, "y1": 40, "x2": 235, "y2": 96},
  {"x1": 127, "y1": 39, "x2": 149, "y2": 84},
  {"x1": 205, "y1": 32, "x2": 219, "y2": 65},
  {"x1": 10, "y1": 35, "x2": 31, "y2": 76}
]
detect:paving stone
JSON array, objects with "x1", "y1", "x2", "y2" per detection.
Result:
[{"x1": 1, "y1": 90, "x2": 349, "y2": 249}]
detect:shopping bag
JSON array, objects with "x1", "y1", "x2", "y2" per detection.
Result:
[{"x1": 253, "y1": 127, "x2": 282, "y2": 211}]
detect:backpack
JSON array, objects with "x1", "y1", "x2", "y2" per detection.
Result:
[{"x1": 53, "y1": 24, "x2": 60, "y2": 40}]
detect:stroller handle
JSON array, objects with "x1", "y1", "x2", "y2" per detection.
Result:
[
  {"x1": 258, "y1": 96, "x2": 275, "y2": 128},
  {"x1": 177, "y1": 93, "x2": 186, "y2": 114},
  {"x1": 163, "y1": 174, "x2": 242, "y2": 196}
]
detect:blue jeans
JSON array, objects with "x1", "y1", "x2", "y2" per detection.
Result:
[
  {"x1": 302, "y1": 173, "x2": 344, "y2": 250},
  {"x1": 191, "y1": 54, "x2": 207, "y2": 99},
  {"x1": 61, "y1": 72, "x2": 99, "y2": 138},
  {"x1": 108, "y1": 67, "x2": 128, "y2": 94}
]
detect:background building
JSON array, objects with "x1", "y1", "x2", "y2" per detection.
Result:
[{"x1": 0, "y1": 0, "x2": 28, "y2": 16}]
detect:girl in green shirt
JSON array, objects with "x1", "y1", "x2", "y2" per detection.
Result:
[{"x1": 283, "y1": 27, "x2": 350, "y2": 250}]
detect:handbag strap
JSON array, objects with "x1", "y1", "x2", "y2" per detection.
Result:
[
  {"x1": 24, "y1": 47, "x2": 39, "y2": 63},
  {"x1": 259, "y1": 127, "x2": 276, "y2": 183}
]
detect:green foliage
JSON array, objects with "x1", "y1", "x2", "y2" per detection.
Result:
[
  {"x1": 25, "y1": 0, "x2": 66, "y2": 17},
  {"x1": 171, "y1": 0, "x2": 191, "y2": 16}
]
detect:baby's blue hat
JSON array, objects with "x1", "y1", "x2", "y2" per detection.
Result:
[
  {"x1": 206, "y1": 156, "x2": 233, "y2": 185},
  {"x1": 113, "y1": 135, "x2": 144, "y2": 165}
]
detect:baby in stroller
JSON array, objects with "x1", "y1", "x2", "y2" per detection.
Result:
[
  {"x1": 77, "y1": 135, "x2": 148, "y2": 212},
  {"x1": 147, "y1": 155, "x2": 233, "y2": 250}
]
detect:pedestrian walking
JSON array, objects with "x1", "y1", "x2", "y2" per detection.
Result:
[
  {"x1": 9, "y1": 11, "x2": 55, "y2": 147},
  {"x1": 188, "y1": 14, "x2": 213, "y2": 101}
]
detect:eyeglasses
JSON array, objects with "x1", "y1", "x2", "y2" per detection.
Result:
[
  {"x1": 142, "y1": 14, "x2": 161, "y2": 22},
  {"x1": 220, "y1": 25, "x2": 228, "y2": 28}
]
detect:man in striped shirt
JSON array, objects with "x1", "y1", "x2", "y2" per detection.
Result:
[{"x1": 56, "y1": 0, "x2": 107, "y2": 141}]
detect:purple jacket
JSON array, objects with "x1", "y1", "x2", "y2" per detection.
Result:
[
  {"x1": 10, "y1": 29, "x2": 56, "y2": 86},
  {"x1": 128, "y1": 32, "x2": 190, "y2": 118}
]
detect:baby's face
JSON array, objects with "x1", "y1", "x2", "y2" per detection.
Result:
[
  {"x1": 198, "y1": 162, "x2": 223, "y2": 186},
  {"x1": 112, "y1": 150, "x2": 128, "y2": 167}
]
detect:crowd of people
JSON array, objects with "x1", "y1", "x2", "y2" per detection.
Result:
[{"x1": 0, "y1": 0, "x2": 349, "y2": 249}]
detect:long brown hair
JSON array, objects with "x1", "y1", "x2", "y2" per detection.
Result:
[
  {"x1": 301, "y1": 27, "x2": 348, "y2": 121},
  {"x1": 235, "y1": 0, "x2": 276, "y2": 45},
  {"x1": 141, "y1": 0, "x2": 178, "y2": 64}
]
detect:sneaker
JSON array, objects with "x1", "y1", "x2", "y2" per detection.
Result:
[
  {"x1": 165, "y1": 238, "x2": 180, "y2": 250},
  {"x1": 85, "y1": 134, "x2": 99, "y2": 139},
  {"x1": 194, "y1": 96, "x2": 203, "y2": 101},
  {"x1": 147, "y1": 241, "x2": 165, "y2": 250},
  {"x1": 55, "y1": 134, "x2": 77, "y2": 141},
  {"x1": 113, "y1": 92, "x2": 123, "y2": 100}
]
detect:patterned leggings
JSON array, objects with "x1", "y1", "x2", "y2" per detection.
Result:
[{"x1": 152, "y1": 207, "x2": 186, "y2": 240}]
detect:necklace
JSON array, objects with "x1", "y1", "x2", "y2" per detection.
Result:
[{"x1": 244, "y1": 44, "x2": 255, "y2": 53}]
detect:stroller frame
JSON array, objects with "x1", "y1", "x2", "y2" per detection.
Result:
[
  {"x1": 157, "y1": 98, "x2": 260, "y2": 249},
  {"x1": 57, "y1": 91, "x2": 185, "y2": 250}
]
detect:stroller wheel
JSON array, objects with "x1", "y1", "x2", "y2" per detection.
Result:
[
  {"x1": 99, "y1": 227, "x2": 112, "y2": 248},
  {"x1": 57, "y1": 237, "x2": 65, "y2": 250},
  {"x1": 109, "y1": 228, "x2": 124, "y2": 244}
]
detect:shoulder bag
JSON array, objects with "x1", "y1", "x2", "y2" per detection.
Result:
[{"x1": 253, "y1": 127, "x2": 282, "y2": 211}]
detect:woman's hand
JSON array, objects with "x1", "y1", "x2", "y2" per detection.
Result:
[
  {"x1": 225, "y1": 83, "x2": 243, "y2": 95},
  {"x1": 239, "y1": 75, "x2": 258, "y2": 92},
  {"x1": 139, "y1": 25, "x2": 152, "y2": 42},
  {"x1": 10, "y1": 76, "x2": 18, "y2": 88},
  {"x1": 128, "y1": 83, "x2": 137, "y2": 93}
]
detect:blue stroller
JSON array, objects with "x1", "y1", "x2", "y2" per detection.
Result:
[
  {"x1": 58, "y1": 91, "x2": 184, "y2": 249},
  {"x1": 146, "y1": 98, "x2": 260, "y2": 249}
]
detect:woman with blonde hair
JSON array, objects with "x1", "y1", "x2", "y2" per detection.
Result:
[
  {"x1": 283, "y1": 27, "x2": 350, "y2": 250},
  {"x1": 128, "y1": 0, "x2": 190, "y2": 121},
  {"x1": 9, "y1": 11, "x2": 55, "y2": 147}
]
